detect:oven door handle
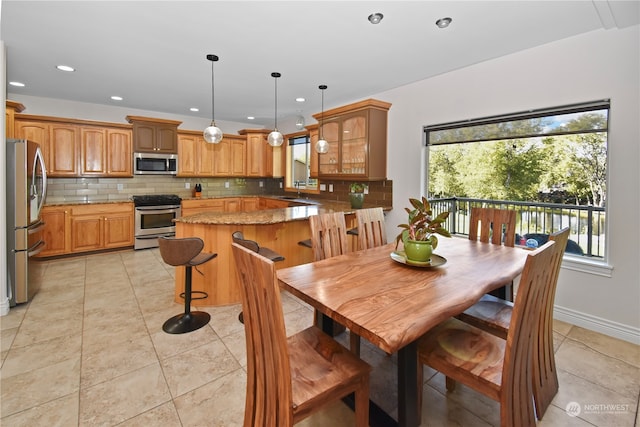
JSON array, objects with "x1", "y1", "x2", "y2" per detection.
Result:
[
  {"x1": 135, "y1": 205, "x2": 181, "y2": 212},
  {"x1": 136, "y1": 233, "x2": 176, "y2": 240}
]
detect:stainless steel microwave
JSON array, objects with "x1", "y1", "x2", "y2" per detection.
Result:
[{"x1": 133, "y1": 152, "x2": 178, "y2": 175}]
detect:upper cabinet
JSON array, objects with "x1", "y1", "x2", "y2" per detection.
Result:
[
  {"x1": 240, "y1": 129, "x2": 273, "y2": 177},
  {"x1": 177, "y1": 131, "x2": 215, "y2": 176},
  {"x1": 312, "y1": 99, "x2": 391, "y2": 181},
  {"x1": 81, "y1": 127, "x2": 133, "y2": 176},
  {"x1": 126, "y1": 115, "x2": 181, "y2": 154},
  {"x1": 214, "y1": 134, "x2": 246, "y2": 177},
  {"x1": 15, "y1": 115, "x2": 133, "y2": 178},
  {"x1": 5, "y1": 101, "x2": 25, "y2": 139}
]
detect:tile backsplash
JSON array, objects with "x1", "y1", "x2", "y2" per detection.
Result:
[{"x1": 44, "y1": 176, "x2": 285, "y2": 204}]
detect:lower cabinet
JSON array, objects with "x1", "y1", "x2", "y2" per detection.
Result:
[
  {"x1": 38, "y1": 206, "x2": 70, "y2": 257},
  {"x1": 37, "y1": 203, "x2": 134, "y2": 257},
  {"x1": 70, "y1": 203, "x2": 134, "y2": 252}
]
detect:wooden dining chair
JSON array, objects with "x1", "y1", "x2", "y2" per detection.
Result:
[
  {"x1": 231, "y1": 243, "x2": 371, "y2": 427},
  {"x1": 308, "y1": 212, "x2": 358, "y2": 352},
  {"x1": 456, "y1": 226, "x2": 570, "y2": 419},
  {"x1": 416, "y1": 240, "x2": 560, "y2": 427},
  {"x1": 355, "y1": 207, "x2": 387, "y2": 250},
  {"x1": 469, "y1": 207, "x2": 517, "y2": 300}
]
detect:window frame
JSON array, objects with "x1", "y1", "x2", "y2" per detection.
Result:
[{"x1": 422, "y1": 100, "x2": 613, "y2": 276}]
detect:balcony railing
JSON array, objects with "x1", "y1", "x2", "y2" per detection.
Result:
[{"x1": 428, "y1": 197, "x2": 606, "y2": 258}]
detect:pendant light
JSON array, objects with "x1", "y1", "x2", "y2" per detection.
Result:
[
  {"x1": 315, "y1": 85, "x2": 329, "y2": 154},
  {"x1": 203, "y1": 54, "x2": 223, "y2": 144},
  {"x1": 267, "y1": 72, "x2": 284, "y2": 147}
]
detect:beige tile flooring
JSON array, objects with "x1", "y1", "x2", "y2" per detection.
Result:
[{"x1": 1, "y1": 248, "x2": 639, "y2": 426}]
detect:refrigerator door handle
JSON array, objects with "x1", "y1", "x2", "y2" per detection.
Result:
[
  {"x1": 14, "y1": 239, "x2": 45, "y2": 256},
  {"x1": 33, "y1": 146, "x2": 47, "y2": 216}
]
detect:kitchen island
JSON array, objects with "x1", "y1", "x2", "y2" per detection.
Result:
[{"x1": 173, "y1": 199, "x2": 379, "y2": 306}]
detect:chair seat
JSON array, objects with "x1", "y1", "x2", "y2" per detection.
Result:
[
  {"x1": 288, "y1": 326, "x2": 371, "y2": 419},
  {"x1": 188, "y1": 251, "x2": 218, "y2": 267},
  {"x1": 418, "y1": 318, "x2": 505, "y2": 402},
  {"x1": 456, "y1": 294, "x2": 513, "y2": 339}
]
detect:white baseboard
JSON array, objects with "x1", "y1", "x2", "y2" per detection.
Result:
[{"x1": 554, "y1": 305, "x2": 640, "y2": 345}]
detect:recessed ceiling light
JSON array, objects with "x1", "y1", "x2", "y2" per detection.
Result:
[
  {"x1": 9, "y1": 81, "x2": 25, "y2": 87},
  {"x1": 368, "y1": 13, "x2": 383, "y2": 24},
  {"x1": 247, "y1": 116, "x2": 255, "y2": 120},
  {"x1": 110, "y1": 96, "x2": 123, "y2": 101},
  {"x1": 435, "y1": 17, "x2": 452, "y2": 28},
  {"x1": 296, "y1": 97, "x2": 305, "y2": 103},
  {"x1": 190, "y1": 107, "x2": 199, "y2": 112},
  {"x1": 56, "y1": 65, "x2": 75, "y2": 72}
]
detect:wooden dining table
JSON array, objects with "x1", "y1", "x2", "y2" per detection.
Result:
[{"x1": 276, "y1": 237, "x2": 530, "y2": 427}]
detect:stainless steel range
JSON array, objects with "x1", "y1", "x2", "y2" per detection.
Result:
[{"x1": 132, "y1": 194, "x2": 181, "y2": 250}]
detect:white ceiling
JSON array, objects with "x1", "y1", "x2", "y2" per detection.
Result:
[{"x1": 2, "y1": 1, "x2": 638, "y2": 128}]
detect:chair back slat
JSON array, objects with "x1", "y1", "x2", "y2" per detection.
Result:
[
  {"x1": 232, "y1": 243, "x2": 294, "y2": 427},
  {"x1": 309, "y1": 212, "x2": 349, "y2": 261},
  {"x1": 356, "y1": 207, "x2": 387, "y2": 250},
  {"x1": 501, "y1": 240, "x2": 560, "y2": 426},
  {"x1": 532, "y1": 227, "x2": 570, "y2": 415},
  {"x1": 469, "y1": 207, "x2": 516, "y2": 247}
]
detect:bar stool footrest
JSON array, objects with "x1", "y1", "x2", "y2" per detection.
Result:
[{"x1": 179, "y1": 291, "x2": 209, "y2": 301}]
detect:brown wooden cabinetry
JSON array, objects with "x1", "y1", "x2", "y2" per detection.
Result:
[
  {"x1": 240, "y1": 129, "x2": 273, "y2": 177},
  {"x1": 15, "y1": 115, "x2": 133, "y2": 178},
  {"x1": 37, "y1": 206, "x2": 70, "y2": 257},
  {"x1": 177, "y1": 131, "x2": 215, "y2": 176},
  {"x1": 214, "y1": 135, "x2": 246, "y2": 176},
  {"x1": 5, "y1": 101, "x2": 25, "y2": 139},
  {"x1": 312, "y1": 99, "x2": 390, "y2": 181},
  {"x1": 181, "y1": 199, "x2": 225, "y2": 216},
  {"x1": 70, "y1": 203, "x2": 134, "y2": 253},
  {"x1": 81, "y1": 127, "x2": 132, "y2": 176},
  {"x1": 241, "y1": 197, "x2": 260, "y2": 211},
  {"x1": 16, "y1": 119, "x2": 80, "y2": 177},
  {"x1": 127, "y1": 115, "x2": 180, "y2": 154}
]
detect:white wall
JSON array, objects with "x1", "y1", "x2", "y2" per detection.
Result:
[{"x1": 375, "y1": 25, "x2": 640, "y2": 342}]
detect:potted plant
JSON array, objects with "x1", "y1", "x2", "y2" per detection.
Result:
[
  {"x1": 395, "y1": 196, "x2": 451, "y2": 262},
  {"x1": 349, "y1": 183, "x2": 367, "y2": 209}
]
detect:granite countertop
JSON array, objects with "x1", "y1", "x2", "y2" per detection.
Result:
[
  {"x1": 176, "y1": 198, "x2": 390, "y2": 226},
  {"x1": 44, "y1": 199, "x2": 133, "y2": 207}
]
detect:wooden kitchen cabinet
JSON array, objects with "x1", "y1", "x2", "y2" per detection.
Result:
[
  {"x1": 5, "y1": 101, "x2": 25, "y2": 139},
  {"x1": 70, "y1": 203, "x2": 134, "y2": 253},
  {"x1": 37, "y1": 206, "x2": 70, "y2": 257},
  {"x1": 224, "y1": 198, "x2": 241, "y2": 212},
  {"x1": 81, "y1": 127, "x2": 132, "y2": 176},
  {"x1": 312, "y1": 99, "x2": 390, "y2": 181},
  {"x1": 260, "y1": 198, "x2": 290, "y2": 210},
  {"x1": 181, "y1": 199, "x2": 225, "y2": 216},
  {"x1": 214, "y1": 135, "x2": 246, "y2": 176},
  {"x1": 240, "y1": 129, "x2": 273, "y2": 177},
  {"x1": 15, "y1": 118, "x2": 80, "y2": 176},
  {"x1": 241, "y1": 197, "x2": 260, "y2": 211},
  {"x1": 127, "y1": 115, "x2": 181, "y2": 154},
  {"x1": 177, "y1": 131, "x2": 215, "y2": 176}
]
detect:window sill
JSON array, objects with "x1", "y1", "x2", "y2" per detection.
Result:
[{"x1": 561, "y1": 254, "x2": 613, "y2": 277}]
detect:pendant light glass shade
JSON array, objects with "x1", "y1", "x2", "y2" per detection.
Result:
[
  {"x1": 203, "y1": 54, "x2": 223, "y2": 144},
  {"x1": 268, "y1": 72, "x2": 284, "y2": 147},
  {"x1": 315, "y1": 85, "x2": 329, "y2": 154}
]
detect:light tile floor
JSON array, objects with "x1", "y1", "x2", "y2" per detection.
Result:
[{"x1": 1, "y1": 248, "x2": 639, "y2": 426}]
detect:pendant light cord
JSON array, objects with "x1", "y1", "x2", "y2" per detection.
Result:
[
  {"x1": 319, "y1": 84, "x2": 327, "y2": 139},
  {"x1": 274, "y1": 75, "x2": 278, "y2": 130},
  {"x1": 211, "y1": 59, "x2": 215, "y2": 124}
]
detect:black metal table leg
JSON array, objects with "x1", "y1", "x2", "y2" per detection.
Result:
[{"x1": 398, "y1": 341, "x2": 420, "y2": 427}]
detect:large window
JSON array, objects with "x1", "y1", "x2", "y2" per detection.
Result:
[
  {"x1": 285, "y1": 134, "x2": 317, "y2": 192},
  {"x1": 424, "y1": 100, "x2": 609, "y2": 261}
]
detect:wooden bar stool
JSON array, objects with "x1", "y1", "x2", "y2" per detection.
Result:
[{"x1": 158, "y1": 237, "x2": 217, "y2": 334}]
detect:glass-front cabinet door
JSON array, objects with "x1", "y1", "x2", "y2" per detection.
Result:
[{"x1": 314, "y1": 99, "x2": 390, "y2": 181}]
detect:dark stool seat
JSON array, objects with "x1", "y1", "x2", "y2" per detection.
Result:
[
  {"x1": 158, "y1": 237, "x2": 217, "y2": 334},
  {"x1": 232, "y1": 231, "x2": 284, "y2": 324}
]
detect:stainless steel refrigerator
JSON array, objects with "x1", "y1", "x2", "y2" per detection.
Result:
[{"x1": 6, "y1": 139, "x2": 47, "y2": 306}]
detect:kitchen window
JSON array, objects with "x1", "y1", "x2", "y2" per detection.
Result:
[{"x1": 285, "y1": 133, "x2": 318, "y2": 192}]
